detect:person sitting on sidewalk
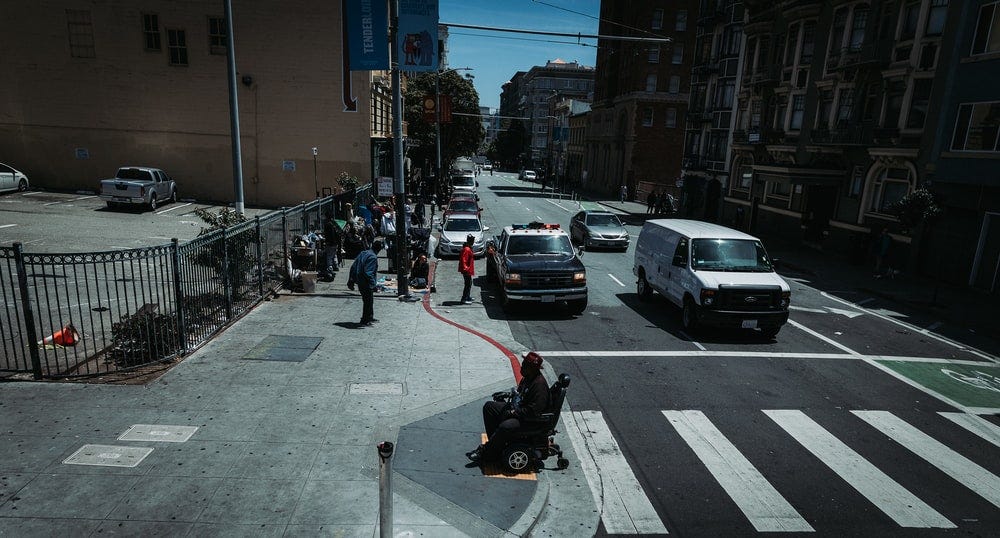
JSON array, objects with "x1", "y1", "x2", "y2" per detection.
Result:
[
  {"x1": 467, "y1": 352, "x2": 550, "y2": 464},
  {"x1": 410, "y1": 254, "x2": 429, "y2": 289}
]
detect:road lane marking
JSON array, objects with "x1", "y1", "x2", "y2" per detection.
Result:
[
  {"x1": 608, "y1": 274, "x2": 625, "y2": 287},
  {"x1": 765, "y1": 410, "x2": 954, "y2": 529},
  {"x1": 0, "y1": 224, "x2": 16, "y2": 229},
  {"x1": 664, "y1": 410, "x2": 813, "y2": 532},
  {"x1": 533, "y1": 350, "x2": 992, "y2": 365},
  {"x1": 938, "y1": 412, "x2": 1000, "y2": 447},
  {"x1": 819, "y1": 291, "x2": 998, "y2": 363},
  {"x1": 43, "y1": 200, "x2": 66, "y2": 206},
  {"x1": 544, "y1": 198, "x2": 572, "y2": 212},
  {"x1": 854, "y1": 410, "x2": 1000, "y2": 508},
  {"x1": 157, "y1": 202, "x2": 192, "y2": 214},
  {"x1": 676, "y1": 331, "x2": 707, "y2": 351},
  {"x1": 787, "y1": 319, "x2": 860, "y2": 355},
  {"x1": 21, "y1": 192, "x2": 42, "y2": 196},
  {"x1": 565, "y1": 410, "x2": 668, "y2": 534},
  {"x1": 69, "y1": 195, "x2": 97, "y2": 202}
]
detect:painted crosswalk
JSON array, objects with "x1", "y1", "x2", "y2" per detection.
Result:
[{"x1": 566, "y1": 408, "x2": 998, "y2": 534}]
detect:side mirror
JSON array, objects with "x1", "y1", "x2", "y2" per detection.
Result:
[
  {"x1": 577, "y1": 246, "x2": 585, "y2": 257},
  {"x1": 483, "y1": 226, "x2": 490, "y2": 232}
]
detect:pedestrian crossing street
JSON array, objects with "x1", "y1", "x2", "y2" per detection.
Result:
[{"x1": 563, "y1": 408, "x2": 1000, "y2": 534}]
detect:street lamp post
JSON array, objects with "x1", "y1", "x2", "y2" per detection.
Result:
[{"x1": 312, "y1": 147, "x2": 318, "y2": 198}]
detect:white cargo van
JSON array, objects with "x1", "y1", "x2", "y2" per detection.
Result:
[{"x1": 633, "y1": 219, "x2": 790, "y2": 338}]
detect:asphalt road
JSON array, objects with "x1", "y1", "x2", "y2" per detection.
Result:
[{"x1": 461, "y1": 172, "x2": 1000, "y2": 537}]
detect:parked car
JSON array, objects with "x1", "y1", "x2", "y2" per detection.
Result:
[
  {"x1": 99, "y1": 167, "x2": 177, "y2": 210},
  {"x1": 570, "y1": 210, "x2": 629, "y2": 251},
  {"x1": 443, "y1": 198, "x2": 481, "y2": 218},
  {"x1": 450, "y1": 173, "x2": 478, "y2": 199},
  {"x1": 0, "y1": 163, "x2": 29, "y2": 194},
  {"x1": 519, "y1": 170, "x2": 537, "y2": 182},
  {"x1": 633, "y1": 219, "x2": 790, "y2": 338},
  {"x1": 436, "y1": 213, "x2": 489, "y2": 258}
]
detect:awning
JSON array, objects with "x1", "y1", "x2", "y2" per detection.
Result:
[{"x1": 752, "y1": 165, "x2": 845, "y2": 186}]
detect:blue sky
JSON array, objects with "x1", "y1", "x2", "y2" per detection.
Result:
[{"x1": 439, "y1": 0, "x2": 601, "y2": 111}]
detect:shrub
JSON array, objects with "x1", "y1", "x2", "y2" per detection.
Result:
[
  {"x1": 338, "y1": 171, "x2": 360, "y2": 192},
  {"x1": 888, "y1": 188, "x2": 942, "y2": 228},
  {"x1": 109, "y1": 309, "x2": 181, "y2": 368}
]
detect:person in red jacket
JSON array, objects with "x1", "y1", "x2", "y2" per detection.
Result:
[{"x1": 459, "y1": 234, "x2": 475, "y2": 304}]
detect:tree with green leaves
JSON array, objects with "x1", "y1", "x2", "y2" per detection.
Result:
[{"x1": 403, "y1": 71, "x2": 484, "y2": 180}]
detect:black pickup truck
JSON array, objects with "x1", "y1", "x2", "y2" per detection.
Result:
[{"x1": 485, "y1": 222, "x2": 588, "y2": 314}]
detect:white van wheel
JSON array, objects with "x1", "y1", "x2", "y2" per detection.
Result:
[
  {"x1": 637, "y1": 273, "x2": 652, "y2": 301},
  {"x1": 682, "y1": 298, "x2": 699, "y2": 333}
]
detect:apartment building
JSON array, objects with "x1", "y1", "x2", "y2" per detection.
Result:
[
  {"x1": 0, "y1": 1, "x2": 380, "y2": 207},
  {"x1": 585, "y1": 0, "x2": 699, "y2": 199},
  {"x1": 520, "y1": 60, "x2": 595, "y2": 173}
]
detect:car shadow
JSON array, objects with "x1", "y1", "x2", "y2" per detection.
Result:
[{"x1": 615, "y1": 292, "x2": 777, "y2": 345}]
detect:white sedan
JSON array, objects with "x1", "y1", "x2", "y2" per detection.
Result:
[
  {"x1": 0, "y1": 163, "x2": 29, "y2": 193},
  {"x1": 436, "y1": 213, "x2": 490, "y2": 258}
]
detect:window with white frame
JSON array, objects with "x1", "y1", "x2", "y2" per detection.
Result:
[
  {"x1": 816, "y1": 89, "x2": 833, "y2": 129},
  {"x1": 652, "y1": 8, "x2": 664, "y2": 30},
  {"x1": 676, "y1": 10, "x2": 688, "y2": 31},
  {"x1": 925, "y1": 0, "x2": 948, "y2": 36},
  {"x1": 849, "y1": 6, "x2": 869, "y2": 51},
  {"x1": 738, "y1": 165, "x2": 753, "y2": 189},
  {"x1": 836, "y1": 88, "x2": 855, "y2": 125},
  {"x1": 142, "y1": 13, "x2": 161, "y2": 51},
  {"x1": 672, "y1": 43, "x2": 684, "y2": 64},
  {"x1": 801, "y1": 21, "x2": 816, "y2": 64},
  {"x1": 901, "y1": 1, "x2": 920, "y2": 40},
  {"x1": 789, "y1": 94, "x2": 805, "y2": 130},
  {"x1": 951, "y1": 101, "x2": 1000, "y2": 151},
  {"x1": 646, "y1": 74, "x2": 658, "y2": 92},
  {"x1": 869, "y1": 167, "x2": 912, "y2": 213},
  {"x1": 848, "y1": 165, "x2": 865, "y2": 197},
  {"x1": 666, "y1": 107, "x2": 678, "y2": 128},
  {"x1": 884, "y1": 80, "x2": 906, "y2": 128},
  {"x1": 830, "y1": 7, "x2": 848, "y2": 55},
  {"x1": 770, "y1": 180, "x2": 792, "y2": 197},
  {"x1": 905, "y1": 78, "x2": 933, "y2": 129},
  {"x1": 208, "y1": 17, "x2": 227, "y2": 55},
  {"x1": 785, "y1": 24, "x2": 799, "y2": 66},
  {"x1": 750, "y1": 100, "x2": 762, "y2": 128},
  {"x1": 668, "y1": 75, "x2": 681, "y2": 93},
  {"x1": 972, "y1": 2, "x2": 1000, "y2": 55},
  {"x1": 167, "y1": 29, "x2": 188, "y2": 66},
  {"x1": 642, "y1": 107, "x2": 654, "y2": 127},
  {"x1": 648, "y1": 47, "x2": 660, "y2": 63}
]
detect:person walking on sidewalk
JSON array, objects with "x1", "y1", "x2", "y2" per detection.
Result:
[
  {"x1": 347, "y1": 239, "x2": 383, "y2": 326},
  {"x1": 459, "y1": 234, "x2": 475, "y2": 304},
  {"x1": 646, "y1": 189, "x2": 657, "y2": 214},
  {"x1": 619, "y1": 184, "x2": 628, "y2": 203}
]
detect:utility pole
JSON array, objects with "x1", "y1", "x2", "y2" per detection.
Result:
[
  {"x1": 312, "y1": 147, "x2": 318, "y2": 198},
  {"x1": 224, "y1": 0, "x2": 245, "y2": 215},
  {"x1": 389, "y1": 0, "x2": 410, "y2": 299}
]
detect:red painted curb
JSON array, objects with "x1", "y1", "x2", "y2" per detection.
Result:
[{"x1": 423, "y1": 259, "x2": 522, "y2": 383}]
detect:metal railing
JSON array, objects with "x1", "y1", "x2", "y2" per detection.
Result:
[{"x1": 0, "y1": 186, "x2": 370, "y2": 380}]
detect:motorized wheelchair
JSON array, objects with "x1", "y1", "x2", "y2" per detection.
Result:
[{"x1": 490, "y1": 373, "x2": 571, "y2": 473}]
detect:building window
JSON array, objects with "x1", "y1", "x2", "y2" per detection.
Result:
[
  {"x1": 66, "y1": 9, "x2": 96, "y2": 58},
  {"x1": 142, "y1": 13, "x2": 161, "y2": 51},
  {"x1": 884, "y1": 81, "x2": 906, "y2": 128},
  {"x1": 642, "y1": 107, "x2": 654, "y2": 127},
  {"x1": 901, "y1": 1, "x2": 920, "y2": 40},
  {"x1": 870, "y1": 168, "x2": 912, "y2": 213},
  {"x1": 951, "y1": 102, "x2": 1000, "y2": 151},
  {"x1": 830, "y1": 8, "x2": 848, "y2": 55},
  {"x1": 801, "y1": 21, "x2": 816, "y2": 64},
  {"x1": 789, "y1": 95, "x2": 805, "y2": 130},
  {"x1": 750, "y1": 100, "x2": 762, "y2": 128},
  {"x1": 785, "y1": 24, "x2": 799, "y2": 66},
  {"x1": 668, "y1": 75, "x2": 681, "y2": 94},
  {"x1": 716, "y1": 81, "x2": 735, "y2": 109},
  {"x1": 849, "y1": 7, "x2": 869, "y2": 51},
  {"x1": 652, "y1": 8, "x2": 664, "y2": 30},
  {"x1": 906, "y1": 79, "x2": 933, "y2": 129},
  {"x1": 925, "y1": 0, "x2": 948, "y2": 36},
  {"x1": 666, "y1": 107, "x2": 677, "y2": 128},
  {"x1": 672, "y1": 43, "x2": 684, "y2": 64},
  {"x1": 676, "y1": 10, "x2": 688, "y2": 31},
  {"x1": 848, "y1": 166, "x2": 865, "y2": 198},
  {"x1": 770, "y1": 181, "x2": 791, "y2": 197},
  {"x1": 738, "y1": 165, "x2": 753, "y2": 189},
  {"x1": 723, "y1": 25, "x2": 743, "y2": 58},
  {"x1": 648, "y1": 48, "x2": 660, "y2": 63},
  {"x1": 836, "y1": 88, "x2": 855, "y2": 125},
  {"x1": 208, "y1": 17, "x2": 227, "y2": 55},
  {"x1": 972, "y1": 2, "x2": 1000, "y2": 55},
  {"x1": 167, "y1": 29, "x2": 188, "y2": 66},
  {"x1": 645, "y1": 74, "x2": 658, "y2": 92},
  {"x1": 816, "y1": 90, "x2": 833, "y2": 129}
]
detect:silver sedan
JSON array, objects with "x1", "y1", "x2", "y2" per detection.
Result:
[{"x1": 570, "y1": 210, "x2": 629, "y2": 251}]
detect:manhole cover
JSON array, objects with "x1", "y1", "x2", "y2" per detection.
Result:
[
  {"x1": 349, "y1": 383, "x2": 405, "y2": 395},
  {"x1": 118, "y1": 424, "x2": 199, "y2": 443},
  {"x1": 242, "y1": 335, "x2": 323, "y2": 362},
  {"x1": 63, "y1": 444, "x2": 153, "y2": 468}
]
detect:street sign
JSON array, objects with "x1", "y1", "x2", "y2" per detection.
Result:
[{"x1": 377, "y1": 176, "x2": 393, "y2": 197}]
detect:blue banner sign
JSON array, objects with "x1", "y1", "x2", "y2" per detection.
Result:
[
  {"x1": 346, "y1": 0, "x2": 389, "y2": 71},
  {"x1": 398, "y1": 0, "x2": 438, "y2": 72}
]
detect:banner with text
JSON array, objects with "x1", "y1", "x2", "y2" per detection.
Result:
[
  {"x1": 346, "y1": 0, "x2": 389, "y2": 71},
  {"x1": 398, "y1": 0, "x2": 439, "y2": 72}
]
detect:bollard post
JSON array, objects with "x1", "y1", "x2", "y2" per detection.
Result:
[{"x1": 377, "y1": 441, "x2": 394, "y2": 538}]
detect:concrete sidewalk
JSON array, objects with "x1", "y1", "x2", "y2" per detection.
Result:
[
  {"x1": 591, "y1": 196, "x2": 1000, "y2": 358},
  {"x1": 0, "y1": 253, "x2": 567, "y2": 536}
]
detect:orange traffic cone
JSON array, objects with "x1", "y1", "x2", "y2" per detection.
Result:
[{"x1": 38, "y1": 324, "x2": 81, "y2": 347}]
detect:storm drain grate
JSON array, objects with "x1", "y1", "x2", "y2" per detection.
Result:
[
  {"x1": 349, "y1": 383, "x2": 405, "y2": 395},
  {"x1": 118, "y1": 424, "x2": 199, "y2": 443},
  {"x1": 242, "y1": 335, "x2": 324, "y2": 362},
  {"x1": 63, "y1": 444, "x2": 154, "y2": 468}
]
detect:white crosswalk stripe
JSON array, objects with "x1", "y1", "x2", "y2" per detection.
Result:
[
  {"x1": 564, "y1": 410, "x2": 668, "y2": 535},
  {"x1": 663, "y1": 410, "x2": 814, "y2": 532},
  {"x1": 938, "y1": 411, "x2": 1000, "y2": 448},
  {"x1": 764, "y1": 409, "x2": 955, "y2": 529},
  {"x1": 854, "y1": 410, "x2": 1000, "y2": 509}
]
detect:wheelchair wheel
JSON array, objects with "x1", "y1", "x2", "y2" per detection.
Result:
[
  {"x1": 557, "y1": 457, "x2": 570, "y2": 470},
  {"x1": 503, "y1": 446, "x2": 531, "y2": 472}
]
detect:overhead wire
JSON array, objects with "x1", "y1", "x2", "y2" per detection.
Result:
[
  {"x1": 529, "y1": 0, "x2": 670, "y2": 40},
  {"x1": 448, "y1": 30, "x2": 598, "y2": 48}
]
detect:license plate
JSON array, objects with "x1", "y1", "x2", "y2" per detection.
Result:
[
  {"x1": 741, "y1": 319, "x2": 758, "y2": 329},
  {"x1": 541, "y1": 295, "x2": 555, "y2": 303},
  {"x1": 115, "y1": 197, "x2": 129, "y2": 202}
]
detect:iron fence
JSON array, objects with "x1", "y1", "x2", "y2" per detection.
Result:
[{"x1": 0, "y1": 188, "x2": 369, "y2": 380}]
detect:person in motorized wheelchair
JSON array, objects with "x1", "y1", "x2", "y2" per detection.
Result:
[{"x1": 466, "y1": 352, "x2": 571, "y2": 472}]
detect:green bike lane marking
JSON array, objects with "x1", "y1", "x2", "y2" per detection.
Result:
[{"x1": 876, "y1": 359, "x2": 1000, "y2": 411}]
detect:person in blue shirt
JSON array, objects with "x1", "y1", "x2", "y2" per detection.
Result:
[{"x1": 347, "y1": 239, "x2": 383, "y2": 326}]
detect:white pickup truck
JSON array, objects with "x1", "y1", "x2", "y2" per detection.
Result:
[{"x1": 99, "y1": 167, "x2": 177, "y2": 210}]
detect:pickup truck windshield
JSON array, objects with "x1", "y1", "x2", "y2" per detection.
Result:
[
  {"x1": 507, "y1": 235, "x2": 574, "y2": 255},
  {"x1": 691, "y1": 239, "x2": 773, "y2": 272},
  {"x1": 117, "y1": 168, "x2": 154, "y2": 181}
]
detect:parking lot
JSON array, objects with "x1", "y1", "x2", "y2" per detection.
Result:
[{"x1": 0, "y1": 190, "x2": 273, "y2": 253}]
